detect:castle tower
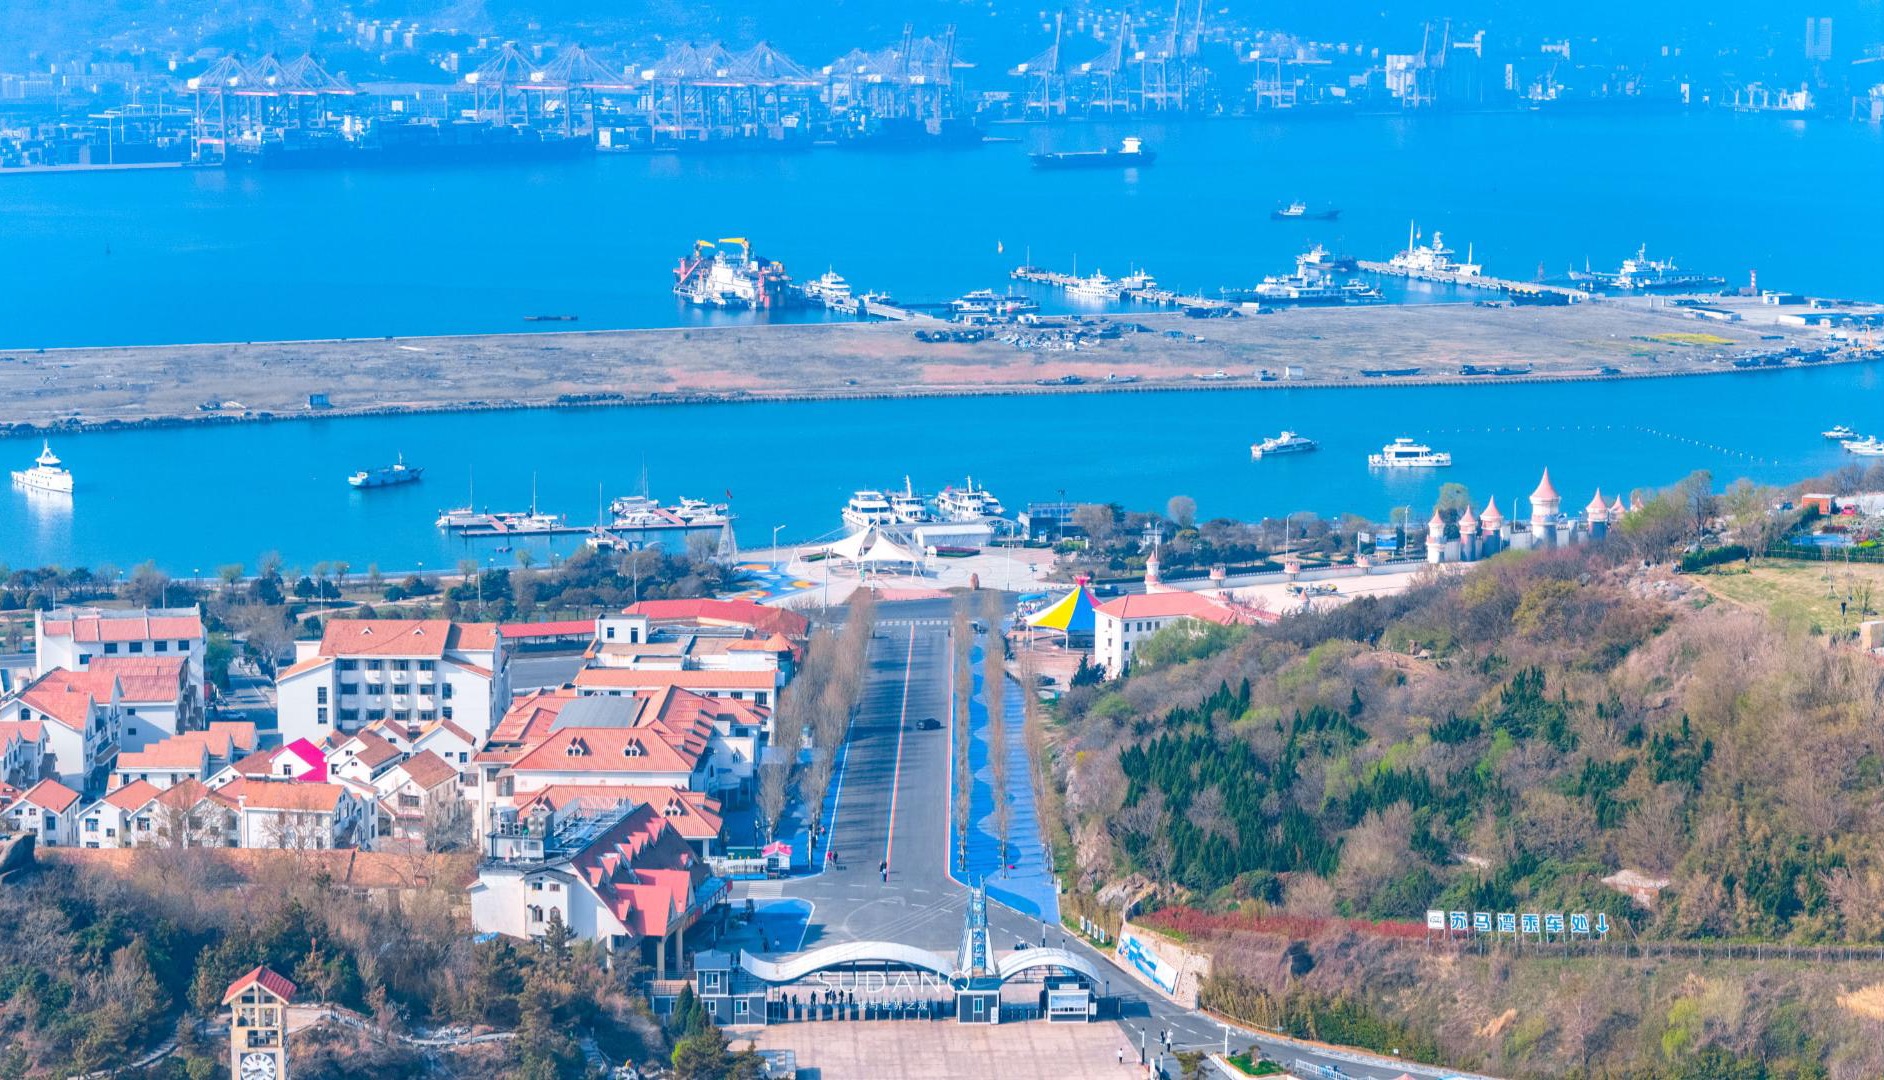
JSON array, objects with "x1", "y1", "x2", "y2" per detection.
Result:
[
  {"x1": 1585, "y1": 489, "x2": 1609, "y2": 539},
  {"x1": 224, "y1": 966, "x2": 295, "y2": 1080},
  {"x1": 1426, "y1": 508, "x2": 1447, "y2": 564},
  {"x1": 1479, "y1": 496, "x2": 1505, "y2": 557},
  {"x1": 1458, "y1": 504, "x2": 1480, "y2": 561},
  {"x1": 1609, "y1": 495, "x2": 1627, "y2": 523},
  {"x1": 1529, "y1": 468, "x2": 1562, "y2": 544}
]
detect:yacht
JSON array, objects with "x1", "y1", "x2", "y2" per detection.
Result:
[
  {"x1": 610, "y1": 493, "x2": 733, "y2": 530},
  {"x1": 842, "y1": 490, "x2": 897, "y2": 529},
  {"x1": 1844, "y1": 437, "x2": 1884, "y2": 456},
  {"x1": 888, "y1": 478, "x2": 934, "y2": 525},
  {"x1": 11, "y1": 441, "x2": 73, "y2": 494},
  {"x1": 1823, "y1": 425, "x2": 1859, "y2": 440},
  {"x1": 802, "y1": 268, "x2": 854, "y2": 310},
  {"x1": 1368, "y1": 437, "x2": 1453, "y2": 468},
  {"x1": 1387, "y1": 222, "x2": 1482, "y2": 280},
  {"x1": 934, "y1": 477, "x2": 1006, "y2": 520},
  {"x1": 1250, "y1": 432, "x2": 1318, "y2": 458},
  {"x1": 950, "y1": 290, "x2": 1041, "y2": 318}
]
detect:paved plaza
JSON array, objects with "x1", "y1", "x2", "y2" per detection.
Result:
[{"x1": 742, "y1": 1019, "x2": 1156, "y2": 1079}]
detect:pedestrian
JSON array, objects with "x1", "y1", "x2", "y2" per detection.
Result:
[
  {"x1": 878, "y1": 859, "x2": 887, "y2": 874},
  {"x1": 760, "y1": 933, "x2": 769, "y2": 951},
  {"x1": 1118, "y1": 1048, "x2": 1125, "y2": 1065},
  {"x1": 881, "y1": 867, "x2": 888, "y2": 883}
]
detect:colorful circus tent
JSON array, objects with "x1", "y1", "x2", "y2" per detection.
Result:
[{"x1": 1023, "y1": 578, "x2": 1100, "y2": 639}]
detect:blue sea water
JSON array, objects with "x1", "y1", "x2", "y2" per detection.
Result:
[{"x1": 0, "y1": 110, "x2": 1879, "y2": 572}]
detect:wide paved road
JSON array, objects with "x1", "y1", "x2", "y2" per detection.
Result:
[{"x1": 735, "y1": 599, "x2": 1477, "y2": 1079}]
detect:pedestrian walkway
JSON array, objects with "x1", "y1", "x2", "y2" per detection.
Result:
[
  {"x1": 744, "y1": 1018, "x2": 1145, "y2": 1078},
  {"x1": 953, "y1": 630, "x2": 1059, "y2": 923}
]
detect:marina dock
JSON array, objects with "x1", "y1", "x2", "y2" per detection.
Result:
[{"x1": 1009, "y1": 266, "x2": 1233, "y2": 312}]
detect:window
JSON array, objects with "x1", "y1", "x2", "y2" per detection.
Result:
[
  {"x1": 394, "y1": 659, "x2": 410, "y2": 671},
  {"x1": 418, "y1": 683, "x2": 436, "y2": 696},
  {"x1": 528, "y1": 905, "x2": 544, "y2": 924},
  {"x1": 338, "y1": 659, "x2": 359, "y2": 671},
  {"x1": 442, "y1": 707, "x2": 454, "y2": 720},
  {"x1": 177, "y1": 641, "x2": 190, "y2": 651},
  {"x1": 340, "y1": 681, "x2": 359, "y2": 696},
  {"x1": 367, "y1": 659, "x2": 382, "y2": 671},
  {"x1": 419, "y1": 660, "x2": 435, "y2": 672},
  {"x1": 398, "y1": 794, "x2": 421, "y2": 809},
  {"x1": 317, "y1": 707, "x2": 329, "y2": 724},
  {"x1": 734, "y1": 999, "x2": 749, "y2": 1018},
  {"x1": 84, "y1": 819, "x2": 98, "y2": 832},
  {"x1": 703, "y1": 971, "x2": 722, "y2": 992},
  {"x1": 441, "y1": 683, "x2": 454, "y2": 700},
  {"x1": 367, "y1": 684, "x2": 384, "y2": 697},
  {"x1": 129, "y1": 642, "x2": 144, "y2": 654},
  {"x1": 104, "y1": 643, "x2": 119, "y2": 655},
  {"x1": 605, "y1": 626, "x2": 615, "y2": 640},
  {"x1": 316, "y1": 687, "x2": 328, "y2": 705}
]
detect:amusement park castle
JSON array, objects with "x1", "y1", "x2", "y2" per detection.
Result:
[{"x1": 1425, "y1": 468, "x2": 1629, "y2": 565}]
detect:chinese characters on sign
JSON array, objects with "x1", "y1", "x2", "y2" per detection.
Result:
[{"x1": 1427, "y1": 909, "x2": 1613, "y2": 940}]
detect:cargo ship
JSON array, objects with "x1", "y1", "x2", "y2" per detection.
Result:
[
  {"x1": 673, "y1": 238, "x2": 798, "y2": 309},
  {"x1": 1270, "y1": 201, "x2": 1341, "y2": 221},
  {"x1": 1030, "y1": 136, "x2": 1156, "y2": 170},
  {"x1": 349, "y1": 455, "x2": 423, "y2": 489}
]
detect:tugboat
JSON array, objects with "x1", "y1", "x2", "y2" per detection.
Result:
[
  {"x1": 1029, "y1": 136, "x2": 1157, "y2": 170},
  {"x1": 1270, "y1": 201, "x2": 1341, "y2": 221},
  {"x1": 1250, "y1": 432, "x2": 1318, "y2": 458},
  {"x1": 348, "y1": 454, "x2": 423, "y2": 489},
  {"x1": 1368, "y1": 437, "x2": 1452, "y2": 468},
  {"x1": 11, "y1": 441, "x2": 73, "y2": 494}
]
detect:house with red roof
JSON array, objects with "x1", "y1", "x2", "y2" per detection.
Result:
[
  {"x1": 144, "y1": 779, "x2": 241, "y2": 847},
  {"x1": 3, "y1": 778, "x2": 82, "y2": 845},
  {"x1": 86, "y1": 655, "x2": 199, "y2": 752},
  {"x1": 1093, "y1": 590, "x2": 1268, "y2": 679},
  {"x1": 373, "y1": 749, "x2": 465, "y2": 847},
  {"x1": 276, "y1": 619, "x2": 510, "y2": 750},
  {"x1": 112, "y1": 721, "x2": 258, "y2": 791},
  {"x1": 514, "y1": 784, "x2": 726, "y2": 858},
  {"x1": 470, "y1": 799, "x2": 715, "y2": 978},
  {"x1": 35, "y1": 606, "x2": 207, "y2": 705},
  {"x1": 590, "y1": 600, "x2": 805, "y2": 709},
  {"x1": 0, "y1": 668, "x2": 122, "y2": 794},
  {"x1": 222, "y1": 778, "x2": 375, "y2": 850},
  {"x1": 77, "y1": 779, "x2": 163, "y2": 848},
  {"x1": 0, "y1": 720, "x2": 47, "y2": 789}
]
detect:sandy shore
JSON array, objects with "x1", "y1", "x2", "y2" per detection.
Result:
[{"x1": 0, "y1": 295, "x2": 1868, "y2": 433}]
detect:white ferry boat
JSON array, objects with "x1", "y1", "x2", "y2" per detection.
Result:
[
  {"x1": 1065, "y1": 271, "x2": 1122, "y2": 300},
  {"x1": 889, "y1": 478, "x2": 934, "y2": 524},
  {"x1": 842, "y1": 490, "x2": 897, "y2": 529},
  {"x1": 1844, "y1": 437, "x2": 1884, "y2": 457},
  {"x1": 11, "y1": 441, "x2": 73, "y2": 494},
  {"x1": 950, "y1": 290, "x2": 1041, "y2": 318},
  {"x1": 934, "y1": 477, "x2": 1005, "y2": 520},
  {"x1": 1368, "y1": 437, "x2": 1453, "y2": 468},
  {"x1": 1250, "y1": 431, "x2": 1318, "y2": 458},
  {"x1": 1822, "y1": 425, "x2": 1858, "y2": 440},
  {"x1": 1387, "y1": 222, "x2": 1482, "y2": 280}
]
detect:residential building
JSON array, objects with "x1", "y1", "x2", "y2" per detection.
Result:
[
  {"x1": 143, "y1": 779, "x2": 240, "y2": 847},
  {"x1": 374, "y1": 749, "x2": 464, "y2": 848},
  {"x1": 276, "y1": 620, "x2": 509, "y2": 747},
  {"x1": 4, "y1": 778, "x2": 81, "y2": 845},
  {"x1": 573, "y1": 667, "x2": 781, "y2": 709},
  {"x1": 514, "y1": 784, "x2": 726, "y2": 858},
  {"x1": 87, "y1": 656, "x2": 199, "y2": 751},
  {"x1": 0, "y1": 668, "x2": 121, "y2": 793},
  {"x1": 326, "y1": 729, "x2": 405, "y2": 789},
  {"x1": 112, "y1": 722, "x2": 257, "y2": 791},
  {"x1": 78, "y1": 779, "x2": 162, "y2": 848},
  {"x1": 469, "y1": 799, "x2": 715, "y2": 977},
  {"x1": 0, "y1": 719, "x2": 47, "y2": 787},
  {"x1": 1093, "y1": 591, "x2": 1251, "y2": 679},
  {"x1": 223, "y1": 778, "x2": 375, "y2": 849},
  {"x1": 35, "y1": 606, "x2": 207, "y2": 704}
]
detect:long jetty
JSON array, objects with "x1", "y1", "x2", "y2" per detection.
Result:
[
  {"x1": 1355, "y1": 260, "x2": 1590, "y2": 302},
  {"x1": 1009, "y1": 265, "x2": 1232, "y2": 312}
]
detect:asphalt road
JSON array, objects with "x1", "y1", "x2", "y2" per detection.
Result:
[{"x1": 734, "y1": 601, "x2": 1473, "y2": 1079}]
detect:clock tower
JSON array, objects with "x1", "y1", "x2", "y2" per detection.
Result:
[{"x1": 222, "y1": 966, "x2": 296, "y2": 1080}]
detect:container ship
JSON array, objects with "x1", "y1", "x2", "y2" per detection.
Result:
[
  {"x1": 225, "y1": 120, "x2": 588, "y2": 169},
  {"x1": 1029, "y1": 136, "x2": 1156, "y2": 170},
  {"x1": 673, "y1": 238, "x2": 799, "y2": 309}
]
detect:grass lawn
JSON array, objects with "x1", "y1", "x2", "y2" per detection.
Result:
[{"x1": 1692, "y1": 558, "x2": 1884, "y2": 635}]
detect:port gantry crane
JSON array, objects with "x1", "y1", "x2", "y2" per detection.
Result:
[{"x1": 184, "y1": 52, "x2": 358, "y2": 164}]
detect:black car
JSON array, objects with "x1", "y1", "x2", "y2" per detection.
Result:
[{"x1": 915, "y1": 717, "x2": 942, "y2": 731}]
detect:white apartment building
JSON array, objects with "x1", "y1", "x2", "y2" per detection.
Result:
[
  {"x1": 0, "y1": 669, "x2": 121, "y2": 794},
  {"x1": 276, "y1": 620, "x2": 510, "y2": 747},
  {"x1": 36, "y1": 606, "x2": 207, "y2": 704}
]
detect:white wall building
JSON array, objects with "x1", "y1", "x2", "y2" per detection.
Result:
[
  {"x1": 1093, "y1": 591, "x2": 1249, "y2": 679},
  {"x1": 36, "y1": 606, "x2": 207, "y2": 704},
  {"x1": 0, "y1": 669, "x2": 121, "y2": 794},
  {"x1": 5, "y1": 778, "x2": 81, "y2": 846},
  {"x1": 276, "y1": 620, "x2": 509, "y2": 748}
]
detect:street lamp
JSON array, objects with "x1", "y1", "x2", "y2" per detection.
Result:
[{"x1": 772, "y1": 524, "x2": 786, "y2": 571}]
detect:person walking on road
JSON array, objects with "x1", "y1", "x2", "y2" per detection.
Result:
[
  {"x1": 879, "y1": 859, "x2": 889, "y2": 883},
  {"x1": 1117, "y1": 1048, "x2": 1125, "y2": 1065}
]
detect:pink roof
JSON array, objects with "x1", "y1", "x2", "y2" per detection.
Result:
[
  {"x1": 559, "y1": 804, "x2": 706, "y2": 939},
  {"x1": 1531, "y1": 467, "x2": 1560, "y2": 503},
  {"x1": 1095, "y1": 591, "x2": 1241, "y2": 625},
  {"x1": 512, "y1": 725, "x2": 705, "y2": 778},
  {"x1": 1585, "y1": 488, "x2": 1608, "y2": 515},
  {"x1": 315, "y1": 619, "x2": 500, "y2": 659},
  {"x1": 222, "y1": 965, "x2": 297, "y2": 1005},
  {"x1": 41, "y1": 609, "x2": 204, "y2": 644},
  {"x1": 0, "y1": 719, "x2": 45, "y2": 745},
  {"x1": 22, "y1": 778, "x2": 81, "y2": 813},
  {"x1": 625, "y1": 598, "x2": 809, "y2": 639},
  {"x1": 227, "y1": 779, "x2": 346, "y2": 813},
  {"x1": 1479, "y1": 496, "x2": 1504, "y2": 527},
  {"x1": 1458, "y1": 504, "x2": 1478, "y2": 529},
  {"x1": 396, "y1": 749, "x2": 459, "y2": 790}
]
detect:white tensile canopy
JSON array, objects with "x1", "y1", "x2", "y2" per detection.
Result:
[{"x1": 826, "y1": 528, "x2": 922, "y2": 568}]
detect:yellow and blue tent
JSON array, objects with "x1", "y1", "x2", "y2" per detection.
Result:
[{"x1": 1024, "y1": 580, "x2": 1100, "y2": 636}]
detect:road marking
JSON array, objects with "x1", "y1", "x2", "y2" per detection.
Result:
[{"x1": 882, "y1": 624, "x2": 916, "y2": 871}]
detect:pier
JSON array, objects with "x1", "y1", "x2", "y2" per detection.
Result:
[
  {"x1": 1356, "y1": 260, "x2": 1590, "y2": 302},
  {"x1": 1009, "y1": 266, "x2": 1233, "y2": 312}
]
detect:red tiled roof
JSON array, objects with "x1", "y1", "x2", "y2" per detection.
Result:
[
  {"x1": 18, "y1": 669, "x2": 116, "y2": 731},
  {"x1": 278, "y1": 656, "x2": 334, "y2": 679},
  {"x1": 207, "y1": 721, "x2": 259, "y2": 752},
  {"x1": 222, "y1": 965, "x2": 297, "y2": 1005},
  {"x1": 117, "y1": 738, "x2": 212, "y2": 771},
  {"x1": 574, "y1": 667, "x2": 776, "y2": 691},
  {"x1": 86, "y1": 656, "x2": 187, "y2": 703},
  {"x1": 0, "y1": 719, "x2": 45, "y2": 746},
  {"x1": 625, "y1": 599, "x2": 809, "y2": 639},
  {"x1": 449, "y1": 623, "x2": 501, "y2": 652},
  {"x1": 500, "y1": 619, "x2": 595, "y2": 639},
  {"x1": 22, "y1": 778, "x2": 82, "y2": 813},
  {"x1": 227, "y1": 779, "x2": 346, "y2": 813},
  {"x1": 102, "y1": 779, "x2": 162, "y2": 811},
  {"x1": 1096, "y1": 591, "x2": 1242, "y2": 625},
  {"x1": 557, "y1": 803, "x2": 706, "y2": 939},
  {"x1": 155, "y1": 777, "x2": 237, "y2": 812},
  {"x1": 396, "y1": 749, "x2": 459, "y2": 790},
  {"x1": 318, "y1": 620, "x2": 453, "y2": 658},
  {"x1": 338, "y1": 729, "x2": 402, "y2": 769},
  {"x1": 489, "y1": 688, "x2": 584, "y2": 746},
  {"x1": 511, "y1": 726, "x2": 703, "y2": 778},
  {"x1": 42, "y1": 609, "x2": 205, "y2": 644}
]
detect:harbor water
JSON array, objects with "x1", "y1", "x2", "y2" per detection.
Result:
[
  {"x1": 0, "y1": 109, "x2": 1881, "y2": 572},
  {"x1": 4, "y1": 362, "x2": 1883, "y2": 574}
]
